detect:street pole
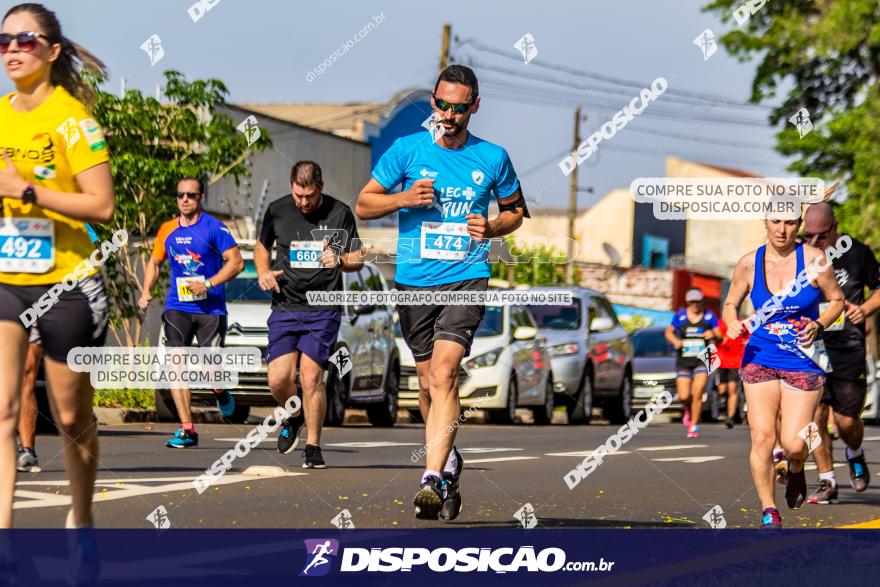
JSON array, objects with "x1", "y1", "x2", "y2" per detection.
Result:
[
  {"x1": 566, "y1": 106, "x2": 581, "y2": 284},
  {"x1": 439, "y1": 24, "x2": 451, "y2": 72}
]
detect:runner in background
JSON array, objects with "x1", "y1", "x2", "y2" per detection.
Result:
[
  {"x1": 665, "y1": 288, "x2": 721, "y2": 438},
  {"x1": 802, "y1": 202, "x2": 880, "y2": 504},
  {"x1": 715, "y1": 319, "x2": 748, "y2": 429},
  {"x1": 138, "y1": 177, "x2": 244, "y2": 448}
]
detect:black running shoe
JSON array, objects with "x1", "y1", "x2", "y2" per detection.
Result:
[
  {"x1": 785, "y1": 465, "x2": 807, "y2": 509},
  {"x1": 414, "y1": 475, "x2": 444, "y2": 520},
  {"x1": 440, "y1": 447, "x2": 463, "y2": 521},
  {"x1": 807, "y1": 479, "x2": 838, "y2": 505},
  {"x1": 302, "y1": 444, "x2": 326, "y2": 469},
  {"x1": 848, "y1": 452, "x2": 870, "y2": 492},
  {"x1": 725, "y1": 419, "x2": 735, "y2": 430},
  {"x1": 277, "y1": 415, "x2": 303, "y2": 455}
]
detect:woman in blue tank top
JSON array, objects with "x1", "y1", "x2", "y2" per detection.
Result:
[{"x1": 723, "y1": 213, "x2": 843, "y2": 527}]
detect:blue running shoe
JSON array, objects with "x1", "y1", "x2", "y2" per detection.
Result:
[
  {"x1": 216, "y1": 390, "x2": 236, "y2": 418},
  {"x1": 165, "y1": 428, "x2": 198, "y2": 448},
  {"x1": 760, "y1": 507, "x2": 782, "y2": 528}
]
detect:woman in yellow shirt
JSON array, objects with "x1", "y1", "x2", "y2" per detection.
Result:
[{"x1": 0, "y1": 3, "x2": 114, "y2": 532}]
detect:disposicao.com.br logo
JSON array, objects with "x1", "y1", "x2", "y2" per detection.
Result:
[{"x1": 300, "y1": 540, "x2": 613, "y2": 574}]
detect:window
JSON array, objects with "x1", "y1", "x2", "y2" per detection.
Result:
[{"x1": 526, "y1": 298, "x2": 582, "y2": 330}]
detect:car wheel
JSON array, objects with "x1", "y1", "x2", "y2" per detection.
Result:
[
  {"x1": 605, "y1": 375, "x2": 633, "y2": 425},
  {"x1": 490, "y1": 374, "x2": 518, "y2": 424},
  {"x1": 367, "y1": 365, "x2": 399, "y2": 427},
  {"x1": 155, "y1": 390, "x2": 179, "y2": 422},
  {"x1": 532, "y1": 376, "x2": 555, "y2": 425},
  {"x1": 324, "y1": 360, "x2": 348, "y2": 427},
  {"x1": 567, "y1": 370, "x2": 592, "y2": 424}
]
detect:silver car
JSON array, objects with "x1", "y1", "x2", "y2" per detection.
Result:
[{"x1": 525, "y1": 287, "x2": 633, "y2": 424}]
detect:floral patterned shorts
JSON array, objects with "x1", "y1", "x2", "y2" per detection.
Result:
[{"x1": 740, "y1": 363, "x2": 825, "y2": 391}]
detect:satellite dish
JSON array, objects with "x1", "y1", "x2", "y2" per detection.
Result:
[{"x1": 603, "y1": 243, "x2": 621, "y2": 266}]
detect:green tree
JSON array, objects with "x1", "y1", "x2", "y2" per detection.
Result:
[
  {"x1": 703, "y1": 0, "x2": 880, "y2": 245},
  {"x1": 88, "y1": 70, "x2": 272, "y2": 345},
  {"x1": 492, "y1": 236, "x2": 574, "y2": 286}
]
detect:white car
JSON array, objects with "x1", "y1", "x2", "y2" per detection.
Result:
[{"x1": 397, "y1": 305, "x2": 555, "y2": 424}]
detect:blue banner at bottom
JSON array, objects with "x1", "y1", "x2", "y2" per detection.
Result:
[{"x1": 1, "y1": 529, "x2": 877, "y2": 586}]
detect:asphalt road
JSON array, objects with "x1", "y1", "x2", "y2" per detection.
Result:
[{"x1": 13, "y1": 411, "x2": 880, "y2": 529}]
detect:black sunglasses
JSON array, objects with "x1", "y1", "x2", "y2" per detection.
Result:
[
  {"x1": 176, "y1": 192, "x2": 202, "y2": 200},
  {"x1": 433, "y1": 94, "x2": 474, "y2": 114},
  {"x1": 0, "y1": 32, "x2": 54, "y2": 54}
]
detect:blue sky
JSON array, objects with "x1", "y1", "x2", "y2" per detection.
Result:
[{"x1": 1, "y1": 0, "x2": 793, "y2": 209}]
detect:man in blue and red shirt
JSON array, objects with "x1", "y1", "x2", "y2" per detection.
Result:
[{"x1": 138, "y1": 177, "x2": 244, "y2": 448}]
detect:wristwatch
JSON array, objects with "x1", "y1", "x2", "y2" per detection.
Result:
[
  {"x1": 204, "y1": 279, "x2": 213, "y2": 290},
  {"x1": 21, "y1": 184, "x2": 36, "y2": 205}
]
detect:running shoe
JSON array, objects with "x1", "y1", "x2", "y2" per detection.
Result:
[
  {"x1": 760, "y1": 507, "x2": 782, "y2": 528},
  {"x1": 785, "y1": 464, "x2": 807, "y2": 509},
  {"x1": 773, "y1": 450, "x2": 787, "y2": 485},
  {"x1": 165, "y1": 428, "x2": 198, "y2": 448},
  {"x1": 848, "y1": 452, "x2": 870, "y2": 492},
  {"x1": 440, "y1": 447, "x2": 463, "y2": 522},
  {"x1": 215, "y1": 390, "x2": 236, "y2": 418},
  {"x1": 687, "y1": 424, "x2": 700, "y2": 438},
  {"x1": 807, "y1": 479, "x2": 838, "y2": 505},
  {"x1": 66, "y1": 512, "x2": 99, "y2": 587},
  {"x1": 16, "y1": 447, "x2": 39, "y2": 473},
  {"x1": 725, "y1": 419, "x2": 735, "y2": 430},
  {"x1": 302, "y1": 444, "x2": 326, "y2": 469},
  {"x1": 682, "y1": 408, "x2": 692, "y2": 429},
  {"x1": 414, "y1": 475, "x2": 445, "y2": 520},
  {"x1": 277, "y1": 414, "x2": 304, "y2": 455}
]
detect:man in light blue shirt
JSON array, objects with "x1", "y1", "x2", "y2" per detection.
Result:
[{"x1": 356, "y1": 65, "x2": 529, "y2": 522}]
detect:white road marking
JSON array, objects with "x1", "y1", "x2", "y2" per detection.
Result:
[
  {"x1": 459, "y1": 447, "x2": 524, "y2": 454},
  {"x1": 14, "y1": 468, "x2": 306, "y2": 510},
  {"x1": 862, "y1": 436, "x2": 880, "y2": 442},
  {"x1": 545, "y1": 450, "x2": 632, "y2": 458},
  {"x1": 466, "y1": 456, "x2": 540, "y2": 464},
  {"x1": 652, "y1": 456, "x2": 725, "y2": 464},
  {"x1": 637, "y1": 444, "x2": 708, "y2": 451},
  {"x1": 324, "y1": 442, "x2": 422, "y2": 448},
  {"x1": 803, "y1": 462, "x2": 847, "y2": 471}
]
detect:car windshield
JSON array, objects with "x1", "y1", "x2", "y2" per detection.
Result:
[
  {"x1": 475, "y1": 306, "x2": 504, "y2": 337},
  {"x1": 526, "y1": 299, "x2": 581, "y2": 330},
  {"x1": 224, "y1": 260, "x2": 272, "y2": 302},
  {"x1": 633, "y1": 330, "x2": 675, "y2": 357}
]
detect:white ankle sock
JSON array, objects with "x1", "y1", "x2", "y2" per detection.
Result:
[
  {"x1": 818, "y1": 471, "x2": 837, "y2": 487},
  {"x1": 443, "y1": 448, "x2": 458, "y2": 475},
  {"x1": 421, "y1": 469, "x2": 441, "y2": 484},
  {"x1": 846, "y1": 446, "x2": 864, "y2": 460}
]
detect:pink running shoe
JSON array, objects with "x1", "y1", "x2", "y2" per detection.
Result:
[
  {"x1": 682, "y1": 408, "x2": 692, "y2": 429},
  {"x1": 687, "y1": 425, "x2": 700, "y2": 438}
]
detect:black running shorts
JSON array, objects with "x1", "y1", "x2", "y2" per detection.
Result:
[
  {"x1": 0, "y1": 275, "x2": 108, "y2": 362},
  {"x1": 395, "y1": 278, "x2": 487, "y2": 362},
  {"x1": 162, "y1": 310, "x2": 227, "y2": 348},
  {"x1": 820, "y1": 360, "x2": 868, "y2": 419}
]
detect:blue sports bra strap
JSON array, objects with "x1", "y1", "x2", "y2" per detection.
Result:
[
  {"x1": 796, "y1": 242, "x2": 804, "y2": 274},
  {"x1": 754, "y1": 245, "x2": 767, "y2": 294}
]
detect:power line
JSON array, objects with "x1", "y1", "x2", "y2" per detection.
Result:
[{"x1": 455, "y1": 38, "x2": 776, "y2": 111}]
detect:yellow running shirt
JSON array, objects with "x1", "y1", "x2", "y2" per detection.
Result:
[{"x1": 0, "y1": 85, "x2": 110, "y2": 285}]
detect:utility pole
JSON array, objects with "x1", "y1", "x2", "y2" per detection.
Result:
[
  {"x1": 566, "y1": 106, "x2": 582, "y2": 284},
  {"x1": 439, "y1": 23, "x2": 451, "y2": 71}
]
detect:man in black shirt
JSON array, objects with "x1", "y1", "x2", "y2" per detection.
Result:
[
  {"x1": 255, "y1": 161, "x2": 363, "y2": 468},
  {"x1": 803, "y1": 203, "x2": 880, "y2": 503}
]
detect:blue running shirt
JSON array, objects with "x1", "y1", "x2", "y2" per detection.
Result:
[
  {"x1": 371, "y1": 132, "x2": 520, "y2": 286},
  {"x1": 742, "y1": 244, "x2": 824, "y2": 373},
  {"x1": 151, "y1": 213, "x2": 238, "y2": 315}
]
